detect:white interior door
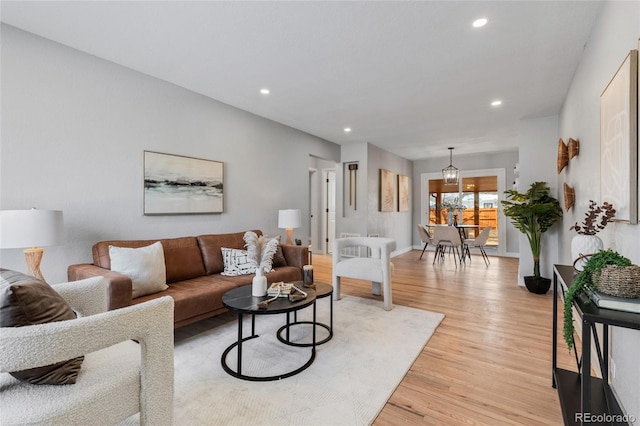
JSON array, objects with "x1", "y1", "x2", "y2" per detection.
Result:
[{"x1": 308, "y1": 168, "x2": 317, "y2": 249}]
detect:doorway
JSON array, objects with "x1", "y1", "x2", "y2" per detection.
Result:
[
  {"x1": 421, "y1": 168, "x2": 506, "y2": 255},
  {"x1": 308, "y1": 156, "x2": 337, "y2": 255}
]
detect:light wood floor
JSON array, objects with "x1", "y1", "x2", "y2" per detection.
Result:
[{"x1": 312, "y1": 250, "x2": 575, "y2": 425}]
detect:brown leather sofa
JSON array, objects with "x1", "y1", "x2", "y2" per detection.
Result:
[{"x1": 67, "y1": 230, "x2": 308, "y2": 328}]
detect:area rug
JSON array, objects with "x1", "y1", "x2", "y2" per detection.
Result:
[{"x1": 129, "y1": 296, "x2": 443, "y2": 425}]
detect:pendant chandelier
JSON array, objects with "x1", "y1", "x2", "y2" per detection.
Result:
[{"x1": 442, "y1": 147, "x2": 459, "y2": 186}]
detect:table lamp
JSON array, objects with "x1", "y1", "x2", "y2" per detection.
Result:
[
  {"x1": 0, "y1": 209, "x2": 63, "y2": 281},
  {"x1": 278, "y1": 209, "x2": 301, "y2": 245}
]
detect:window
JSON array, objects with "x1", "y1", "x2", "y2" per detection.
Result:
[{"x1": 427, "y1": 176, "x2": 498, "y2": 246}]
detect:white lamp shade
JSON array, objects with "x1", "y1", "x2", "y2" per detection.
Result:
[
  {"x1": 0, "y1": 209, "x2": 64, "y2": 248},
  {"x1": 278, "y1": 209, "x2": 301, "y2": 229}
]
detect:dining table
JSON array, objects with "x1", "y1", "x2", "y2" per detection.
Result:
[
  {"x1": 425, "y1": 223, "x2": 479, "y2": 240},
  {"x1": 454, "y1": 224, "x2": 479, "y2": 240}
]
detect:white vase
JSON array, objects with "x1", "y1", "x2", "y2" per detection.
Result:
[
  {"x1": 447, "y1": 211, "x2": 454, "y2": 225},
  {"x1": 252, "y1": 268, "x2": 267, "y2": 297},
  {"x1": 571, "y1": 235, "x2": 603, "y2": 271}
]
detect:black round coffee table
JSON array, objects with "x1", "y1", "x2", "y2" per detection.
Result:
[
  {"x1": 277, "y1": 282, "x2": 333, "y2": 346},
  {"x1": 221, "y1": 284, "x2": 317, "y2": 381}
]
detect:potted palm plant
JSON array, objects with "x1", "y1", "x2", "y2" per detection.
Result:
[{"x1": 502, "y1": 181, "x2": 563, "y2": 294}]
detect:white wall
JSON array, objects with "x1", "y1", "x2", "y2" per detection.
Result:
[
  {"x1": 0, "y1": 25, "x2": 340, "y2": 283},
  {"x1": 337, "y1": 142, "x2": 413, "y2": 253},
  {"x1": 367, "y1": 143, "x2": 413, "y2": 251},
  {"x1": 558, "y1": 1, "x2": 639, "y2": 418},
  {"x1": 337, "y1": 143, "x2": 369, "y2": 238},
  {"x1": 517, "y1": 115, "x2": 560, "y2": 285}
]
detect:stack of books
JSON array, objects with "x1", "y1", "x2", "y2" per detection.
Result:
[
  {"x1": 267, "y1": 282, "x2": 294, "y2": 297},
  {"x1": 587, "y1": 288, "x2": 640, "y2": 314}
]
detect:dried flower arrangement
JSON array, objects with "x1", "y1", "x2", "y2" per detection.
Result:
[
  {"x1": 438, "y1": 197, "x2": 463, "y2": 211},
  {"x1": 570, "y1": 200, "x2": 615, "y2": 235}
]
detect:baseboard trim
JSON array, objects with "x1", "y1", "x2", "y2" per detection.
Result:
[{"x1": 392, "y1": 246, "x2": 414, "y2": 257}]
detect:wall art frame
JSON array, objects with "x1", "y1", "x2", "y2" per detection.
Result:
[
  {"x1": 600, "y1": 49, "x2": 638, "y2": 224},
  {"x1": 143, "y1": 151, "x2": 224, "y2": 215},
  {"x1": 397, "y1": 174, "x2": 409, "y2": 212},
  {"x1": 379, "y1": 169, "x2": 395, "y2": 212}
]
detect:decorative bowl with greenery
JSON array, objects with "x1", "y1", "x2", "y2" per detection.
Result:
[{"x1": 563, "y1": 249, "x2": 632, "y2": 350}]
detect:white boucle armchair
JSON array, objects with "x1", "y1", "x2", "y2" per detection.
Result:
[
  {"x1": 0, "y1": 276, "x2": 174, "y2": 425},
  {"x1": 332, "y1": 237, "x2": 396, "y2": 311}
]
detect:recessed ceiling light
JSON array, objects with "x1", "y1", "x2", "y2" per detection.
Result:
[
  {"x1": 472, "y1": 18, "x2": 488, "y2": 28},
  {"x1": 491, "y1": 100, "x2": 502, "y2": 107},
  {"x1": 260, "y1": 88, "x2": 270, "y2": 95},
  {"x1": 344, "y1": 127, "x2": 352, "y2": 133}
]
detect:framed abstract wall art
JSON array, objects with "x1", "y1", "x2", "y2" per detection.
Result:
[
  {"x1": 600, "y1": 49, "x2": 638, "y2": 224},
  {"x1": 379, "y1": 169, "x2": 395, "y2": 212},
  {"x1": 144, "y1": 151, "x2": 224, "y2": 215},
  {"x1": 398, "y1": 174, "x2": 409, "y2": 212}
]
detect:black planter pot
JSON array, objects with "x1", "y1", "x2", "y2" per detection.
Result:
[{"x1": 524, "y1": 276, "x2": 551, "y2": 294}]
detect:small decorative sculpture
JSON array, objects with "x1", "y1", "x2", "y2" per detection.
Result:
[
  {"x1": 258, "y1": 288, "x2": 280, "y2": 309},
  {"x1": 288, "y1": 285, "x2": 308, "y2": 302}
]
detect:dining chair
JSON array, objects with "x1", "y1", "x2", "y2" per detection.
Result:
[
  {"x1": 464, "y1": 225, "x2": 492, "y2": 265},
  {"x1": 417, "y1": 224, "x2": 435, "y2": 260},
  {"x1": 432, "y1": 225, "x2": 463, "y2": 264}
]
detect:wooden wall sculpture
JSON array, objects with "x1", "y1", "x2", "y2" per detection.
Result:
[
  {"x1": 563, "y1": 183, "x2": 575, "y2": 211},
  {"x1": 568, "y1": 138, "x2": 580, "y2": 159},
  {"x1": 557, "y1": 138, "x2": 569, "y2": 174}
]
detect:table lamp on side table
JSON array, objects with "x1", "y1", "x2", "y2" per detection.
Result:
[
  {"x1": 278, "y1": 209, "x2": 301, "y2": 245},
  {"x1": 0, "y1": 209, "x2": 63, "y2": 282}
]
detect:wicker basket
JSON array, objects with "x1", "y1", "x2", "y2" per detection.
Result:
[{"x1": 593, "y1": 265, "x2": 640, "y2": 298}]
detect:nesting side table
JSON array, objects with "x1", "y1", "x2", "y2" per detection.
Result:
[{"x1": 277, "y1": 281, "x2": 334, "y2": 347}]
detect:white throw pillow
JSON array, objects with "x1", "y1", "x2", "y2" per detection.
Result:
[
  {"x1": 220, "y1": 248, "x2": 257, "y2": 276},
  {"x1": 109, "y1": 242, "x2": 168, "y2": 298}
]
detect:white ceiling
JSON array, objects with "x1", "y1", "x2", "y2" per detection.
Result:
[{"x1": 1, "y1": 1, "x2": 602, "y2": 160}]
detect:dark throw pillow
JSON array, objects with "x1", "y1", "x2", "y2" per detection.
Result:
[
  {"x1": 0, "y1": 268, "x2": 84, "y2": 385},
  {"x1": 272, "y1": 245, "x2": 287, "y2": 267}
]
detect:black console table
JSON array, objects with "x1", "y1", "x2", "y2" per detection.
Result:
[{"x1": 553, "y1": 265, "x2": 639, "y2": 425}]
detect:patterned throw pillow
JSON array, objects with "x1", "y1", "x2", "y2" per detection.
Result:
[{"x1": 220, "y1": 248, "x2": 257, "y2": 276}]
